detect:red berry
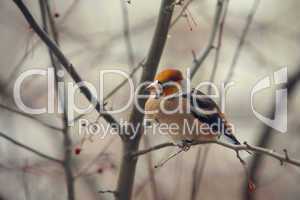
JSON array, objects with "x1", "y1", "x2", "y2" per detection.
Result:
[
  {"x1": 54, "y1": 13, "x2": 60, "y2": 18},
  {"x1": 248, "y1": 180, "x2": 256, "y2": 193},
  {"x1": 74, "y1": 148, "x2": 81, "y2": 155}
]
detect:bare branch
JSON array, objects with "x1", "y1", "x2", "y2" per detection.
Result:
[
  {"x1": 71, "y1": 60, "x2": 144, "y2": 123},
  {"x1": 131, "y1": 140, "x2": 300, "y2": 167},
  {"x1": 12, "y1": 0, "x2": 124, "y2": 140},
  {"x1": 191, "y1": 2, "x2": 229, "y2": 198},
  {"x1": 4, "y1": 40, "x2": 40, "y2": 92},
  {"x1": 190, "y1": 0, "x2": 224, "y2": 78},
  {"x1": 225, "y1": 0, "x2": 260, "y2": 83},
  {"x1": 120, "y1": 0, "x2": 135, "y2": 67},
  {"x1": 21, "y1": 160, "x2": 31, "y2": 200},
  {"x1": 143, "y1": 136, "x2": 159, "y2": 199},
  {"x1": 74, "y1": 137, "x2": 116, "y2": 179},
  {"x1": 190, "y1": 146, "x2": 210, "y2": 200},
  {"x1": 0, "y1": 132, "x2": 62, "y2": 163},
  {"x1": 0, "y1": 103, "x2": 62, "y2": 131},
  {"x1": 244, "y1": 66, "x2": 300, "y2": 199},
  {"x1": 88, "y1": 17, "x2": 155, "y2": 69},
  {"x1": 208, "y1": 0, "x2": 228, "y2": 94},
  {"x1": 39, "y1": 1, "x2": 75, "y2": 199},
  {"x1": 134, "y1": 162, "x2": 162, "y2": 198},
  {"x1": 104, "y1": 61, "x2": 143, "y2": 102},
  {"x1": 116, "y1": 0, "x2": 176, "y2": 199},
  {"x1": 190, "y1": 148, "x2": 202, "y2": 200}
]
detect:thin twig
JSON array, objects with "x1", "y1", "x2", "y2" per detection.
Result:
[
  {"x1": 12, "y1": 0, "x2": 124, "y2": 140},
  {"x1": 154, "y1": 148, "x2": 183, "y2": 168},
  {"x1": 244, "y1": 66, "x2": 300, "y2": 199},
  {"x1": 104, "y1": 59, "x2": 144, "y2": 102},
  {"x1": 190, "y1": 148, "x2": 202, "y2": 200},
  {"x1": 0, "y1": 103, "x2": 62, "y2": 131},
  {"x1": 120, "y1": 0, "x2": 135, "y2": 67},
  {"x1": 225, "y1": 0, "x2": 260, "y2": 83},
  {"x1": 4, "y1": 40, "x2": 40, "y2": 92},
  {"x1": 88, "y1": 17, "x2": 155, "y2": 69},
  {"x1": 192, "y1": 2, "x2": 229, "y2": 198},
  {"x1": 143, "y1": 136, "x2": 159, "y2": 199},
  {"x1": 207, "y1": 0, "x2": 228, "y2": 94},
  {"x1": 0, "y1": 132, "x2": 62, "y2": 163},
  {"x1": 131, "y1": 142, "x2": 173, "y2": 157},
  {"x1": 191, "y1": 146, "x2": 210, "y2": 200},
  {"x1": 190, "y1": 0, "x2": 224, "y2": 78},
  {"x1": 71, "y1": 60, "x2": 144, "y2": 123},
  {"x1": 59, "y1": 0, "x2": 80, "y2": 24},
  {"x1": 74, "y1": 137, "x2": 116, "y2": 179},
  {"x1": 170, "y1": 0, "x2": 194, "y2": 28},
  {"x1": 21, "y1": 160, "x2": 31, "y2": 200}
]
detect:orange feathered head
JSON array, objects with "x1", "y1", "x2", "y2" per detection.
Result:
[
  {"x1": 154, "y1": 68, "x2": 183, "y2": 84},
  {"x1": 148, "y1": 68, "x2": 184, "y2": 96}
]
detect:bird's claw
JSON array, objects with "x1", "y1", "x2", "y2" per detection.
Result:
[{"x1": 177, "y1": 140, "x2": 192, "y2": 151}]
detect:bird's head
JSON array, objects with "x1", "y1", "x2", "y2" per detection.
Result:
[{"x1": 147, "y1": 68, "x2": 185, "y2": 97}]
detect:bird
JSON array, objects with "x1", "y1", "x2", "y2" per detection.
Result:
[{"x1": 144, "y1": 68, "x2": 243, "y2": 151}]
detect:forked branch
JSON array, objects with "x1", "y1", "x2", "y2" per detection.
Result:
[{"x1": 12, "y1": 0, "x2": 124, "y2": 140}]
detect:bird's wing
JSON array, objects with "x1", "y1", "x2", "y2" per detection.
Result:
[{"x1": 182, "y1": 89, "x2": 241, "y2": 145}]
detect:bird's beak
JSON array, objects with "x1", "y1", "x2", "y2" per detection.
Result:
[{"x1": 146, "y1": 80, "x2": 161, "y2": 91}]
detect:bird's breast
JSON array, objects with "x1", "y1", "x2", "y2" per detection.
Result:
[{"x1": 145, "y1": 97, "x2": 215, "y2": 141}]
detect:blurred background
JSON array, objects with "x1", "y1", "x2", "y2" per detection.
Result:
[{"x1": 0, "y1": 0, "x2": 300, "y2": 199}]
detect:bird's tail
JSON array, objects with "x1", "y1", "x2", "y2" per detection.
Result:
[
  {"x1": 223, "y1": 133, "x2": 252, "y2": 155},
  {"x1": 217, "y1": 111, "x2": 252, "y2": 154},
  {"x1": 223, "y1": 132, "x2": 241, "y2": 145},
  {"x1": 222, "y1": 122, "x2": 255, "y2": 191}
]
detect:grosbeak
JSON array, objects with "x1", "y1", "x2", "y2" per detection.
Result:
[{"x1": 145, "y1": 68, "x2": 242, "y2": 150}]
